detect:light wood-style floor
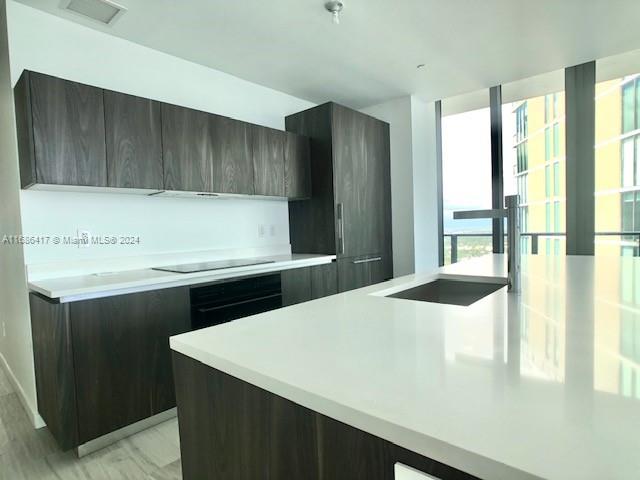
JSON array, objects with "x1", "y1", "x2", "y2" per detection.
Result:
[{"x1": 0, "y1": 366, "x2": 182, "y2": 479}]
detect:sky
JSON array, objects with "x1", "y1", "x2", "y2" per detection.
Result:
[{"x1": 442, "y1": 106, "x2": 517, "y2": 233}]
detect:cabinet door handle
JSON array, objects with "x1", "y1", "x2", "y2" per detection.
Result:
[
  {"x1": 337, "y1": 203, "x2": 345, "y2": 255},
  {"x1": 352, "y1": 256, "x2": 382, "y2": 265}
]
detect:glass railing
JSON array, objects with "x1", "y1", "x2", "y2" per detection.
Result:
[{"x1": 443, "y1": 232, "x2": 640, "y2": 264}]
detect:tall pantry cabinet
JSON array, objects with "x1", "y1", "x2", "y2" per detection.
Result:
[{"x1": 286, "y1": 102, "x2": 393, "y2": 292}]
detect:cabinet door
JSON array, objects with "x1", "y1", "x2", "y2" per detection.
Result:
[
  {"x1": 70, "y1": 288, "x2": 190, "y2": 443},
  {"x1": 332, "y1": 105, "x2": 392, "y2": 260},
  {"x1": 252, "y1": 126, "x2": 285, "y2": 197},
  {"x1": 310, "y1": 262, "x2": 338, "y2": 299},
  {"x1": 370, "y1": 254, "x2": 393, "y2": 285},
  {"x1": 281, "y1": 267, "x2": 312, "y2": 306},
  {"x1": 366, "y1": 117, "x2": 392, "y2": 259},
  {"x1": 105, "y1": 90, "x2": 163, "y2": 189},
  {"x1": 284, "y1": 132, "x2": 311, "y2": 199},
  {"x1": 162, "y1": 103, "x2": 214, "y2": 192},
  {"x1": 337, "y1": 257, "x2": 371, "y2": 293},
  {"x1": 211, "y1": 116, "x2": 254, "y2": 194},
  {"x1": 332, "y1": 105, "x2": 370, "y2": 257},
  {"x1": 316, "y1": 414, "x2": 393, "y2": 480},
  {"x1": 29, "y1": 72, "x2": 107, "y2": 186},
  {"x1": 338, "y1": 255, "x2": 388, "y2": 293}
]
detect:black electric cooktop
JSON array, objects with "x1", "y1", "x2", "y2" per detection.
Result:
[{"x1": 152, "y1": 258, "x2": 276, "y2": 274}]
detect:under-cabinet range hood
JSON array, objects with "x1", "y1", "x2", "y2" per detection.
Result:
[
  {"x1": 26, "y1": 184, "x2": 287, "y2": 201},
  {"x1": 149, "y1": 190, "x2": 288, "y2": 201}
]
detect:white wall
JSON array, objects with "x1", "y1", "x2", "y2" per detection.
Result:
[
  {"x1": 7, "y1": 2, "x2": 312, "y2": 129},
  {"x1": 361, "y1": 97, "x2": 416, "y2": 277},
  {"x1": 20, "y1": 192, "x2": 291, "y2": 266},
  {"x1": 362, "y1": 96, "x2": 440, "y2": 276},
  {"x1": 6, "y1": 1, "x2": 315, "y2": 268},
  {"x1": 0, "y1": 0, "x2": 40, "y2": 427},
  {"x1": 1, "y1": 1, "x2": 316, "y2": 426},
  {"x1": 411, "y1": 98, "x2": 440, "y2": 273}
]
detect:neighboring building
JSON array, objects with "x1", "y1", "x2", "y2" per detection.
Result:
[
  {"x1": 508, "y1": 73, "x2": 640, "y2": 257},
  {"x1": 595, "y1": 74, "x2": 640, "y2": 256},
  {"x1": 511, "y1": 92, "x2": 566, "y2": 256}
]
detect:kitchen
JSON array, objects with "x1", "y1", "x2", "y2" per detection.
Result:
[{"x1": 0, "y1": 1, "x2": 639, "y2": 479}]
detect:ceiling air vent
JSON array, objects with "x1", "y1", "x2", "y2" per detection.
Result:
[{"x1": 63, "y1": 0, "x2": 126, "y2": 25}]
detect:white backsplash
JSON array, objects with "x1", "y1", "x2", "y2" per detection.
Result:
[{"x1": 20, "y1": 189, "x2": 291, "y2": 276}]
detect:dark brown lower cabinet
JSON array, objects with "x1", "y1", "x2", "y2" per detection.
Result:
[
  {"x1": 173, "y1": 352, "x2": 480, "y2": 480},
  {"x1": 310, "y1": 262, "x2": 338, "y2": 299},
  {"x1": 29, "y1": 287, "x2": 190, "y2": 450},
  {"x1": 337, "y1": 254, "x2": 392, "y2": 293},
  {"x1": 281, "y1": 267, "x2": 312, "y2": 307},
  {"x1": 281, "y1": 262, "x2": 338, "y2": 306}
]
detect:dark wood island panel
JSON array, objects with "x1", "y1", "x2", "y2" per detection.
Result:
[{"x1": 172, "y1": 352, "x2": 481, "y2": 480}]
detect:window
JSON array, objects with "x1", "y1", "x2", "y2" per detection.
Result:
[
  {"x1": 546, "y1": 202, "x2": 551, "y2": 232},
  {"x1": 595, "y1": 68, "x2": 640, "y2": 256},
  {"x1": 545, "y1": 127, "x2": 551, "y2": 161},
  {"x1": 516, "y1": 103, "x2": 528, "y2": 141},
  {"x1": 621, "y1": 191, "x2": 640, "y2": 232},
  {"x1": 621, "y1": 136, "x2": 640, "y2": 187},
  {"x1": 442, "y1": 101, "x2": 492, "y2": 265},
  {"x1": 545, "y1": 95, "x2": 552, "y2": 124},
  {"x1": 622, "y1": 78, "x2": 639, "y2": 134},
  {"x1": 545, "y1": 165, "x2": 551, "y2": 197},
  {"x1": 517, "y1": 143, "x2": 528, "y2": 172},
  {"x1": 503, "y1": 74, "x2": 566, "y2": 254},
  {"x1": 517, "y1": 174, "x2": 528, "y2": 203}
]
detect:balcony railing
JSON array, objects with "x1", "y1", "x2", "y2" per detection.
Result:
[{"x1": 444, "y1": 232, "x2": 640, "y2": 264}]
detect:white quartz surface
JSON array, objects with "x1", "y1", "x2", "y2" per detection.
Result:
[
  {"x1": 170, "y1": 254, "x2": 640, "y2": 480},
  {"x1": 29, "y1": 254, "x2": 335, "y2": 302}
]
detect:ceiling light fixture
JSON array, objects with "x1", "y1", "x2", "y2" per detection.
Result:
[
  {"x1": 325, "y1": 1, "x2": 344, "y2": 25},
  {"x1": 63, "y1": 0, "x2": 126, "y2": 25}
]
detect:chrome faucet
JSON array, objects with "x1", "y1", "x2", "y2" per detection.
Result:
[{"x1": 453, "y1": 195, "x2": 521, "y2": 293}]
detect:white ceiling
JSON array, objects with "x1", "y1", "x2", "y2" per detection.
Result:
[{"x1": 14, "y1": 0, "x2": 640, "y2": 109}]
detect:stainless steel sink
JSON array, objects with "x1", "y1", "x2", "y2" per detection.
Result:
[{"x1": 387, "y1": 279, "x2": 506, "y2": 306}]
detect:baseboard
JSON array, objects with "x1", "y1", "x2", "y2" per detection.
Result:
[{"x1": 0, "y1": 350, "x2": 45, "y2": 429}]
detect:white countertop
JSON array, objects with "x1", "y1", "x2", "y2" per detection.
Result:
[
  {"x1": 29, "y1": 254, "x2": 335, "y2": 302},
  {"x1": 170, "y1": 254, "x2": 640, "y2": 480}
]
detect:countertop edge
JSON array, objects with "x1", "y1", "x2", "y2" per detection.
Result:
[
  {"x1": 29, "y1": 255, "x2": 336, "y2": 303},
  {"x1": 169, "y1": 334, "x2": 542, "y2": 480}
]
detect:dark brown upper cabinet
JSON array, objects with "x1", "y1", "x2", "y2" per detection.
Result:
[
  {"x1": 210, "y1": 116, "x2": 254, "y2": 195},
  {"x1": 162, "y1": 103, "x2": 215, "y2": 192},
  {"x1": 104, "y1": 91, "x2": 163, "y2": 190},
  {"x1": 162, "y1": 105, "x2": 255, "y2": 195},
  {"x1": 14, "y1": 71, "x2": 310, "y2": 200},
  {"x1": 15, "y1": 71, "x2": 107, "y2": 188},
  {"x1": 252, "y1": 125, "x2": 285, "y2": 197},
  {"x1": 284, "y1": 132, "x2": 311, "y2": 200}
]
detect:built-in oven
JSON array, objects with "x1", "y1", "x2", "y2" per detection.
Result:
[{"x1": 190, "y1": 274, "x2": 282, "y2": 330}]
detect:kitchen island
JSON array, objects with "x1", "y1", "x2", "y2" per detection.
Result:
[{"x1": 170, "y1": 254, "x2": 640, "y2": 480}]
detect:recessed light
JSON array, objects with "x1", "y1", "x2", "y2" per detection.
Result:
[{"x1": 63, "y1": 0, "x2": 126, "y2": 25}]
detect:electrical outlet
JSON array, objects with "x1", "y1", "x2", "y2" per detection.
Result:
[
  {"x1": 258, "y1": 224, "x2": 266, "y2": 238},
  {"x1": 1, "y1": 321, "x2": 6, "y2": 338},
  {"x1": 269, "y1": 224, "x2": 276, "y2": 237}
]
